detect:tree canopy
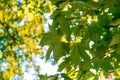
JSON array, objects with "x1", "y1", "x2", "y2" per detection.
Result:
[{"x1": 1, "y1": 0, "x2": 120, "y2": 79}]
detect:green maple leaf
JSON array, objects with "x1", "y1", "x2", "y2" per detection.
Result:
[{"x1": 40, "y1": 26, "x2": 65, "y2": 62}]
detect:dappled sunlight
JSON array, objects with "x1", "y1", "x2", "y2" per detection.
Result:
[{"x1": 1, "y1": 0, "x2": 120, "y2": 79}]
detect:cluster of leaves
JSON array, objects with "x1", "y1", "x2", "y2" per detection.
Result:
[
  {"x1": 40, "y1": 0, "x2": 120, "y2": 79},
  {"x1": 1, "y1": 0, "x2": 120, "y2": 79},
  {"x1": 0, "y1": 0, "x2": 56, "y2": 79}
]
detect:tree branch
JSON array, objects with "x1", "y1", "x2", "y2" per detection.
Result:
[
  {"x1": 79, "y1": 47, "x2": 115, "y2": 69},
  {"x1": 0, "y1": 21, "x2": 16, "y2": 41}
]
